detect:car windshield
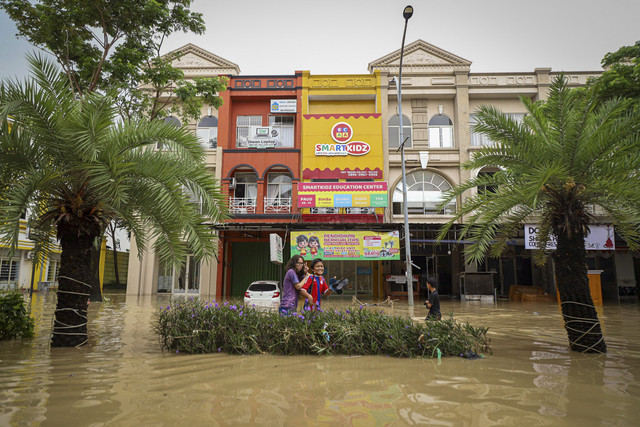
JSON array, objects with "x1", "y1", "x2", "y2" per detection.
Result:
[{"x1": 248, "y1": 283, "x2": 277, "y2": 292}]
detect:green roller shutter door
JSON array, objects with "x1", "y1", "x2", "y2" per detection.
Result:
[{"x1": 230, "y1": 241, "x2": 286, "y2": 297}]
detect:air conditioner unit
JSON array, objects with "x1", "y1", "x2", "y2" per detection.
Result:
[{"x1": 228, "y1": 177, "x2": 236, "y2": 189}]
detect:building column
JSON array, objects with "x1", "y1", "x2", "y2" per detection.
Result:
[
  {"x1": 535, "y1": 68, "x2": 552, "y2": 101},
  {"x1": 454, "y1": 70, "x2": 471, "y2": 218}
]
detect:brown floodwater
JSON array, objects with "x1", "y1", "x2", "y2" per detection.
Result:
[{"x1": 1, "y1": 293, "x2": 639, "y2": 427}]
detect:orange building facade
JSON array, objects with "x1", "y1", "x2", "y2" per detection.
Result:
[{"x1": 215, "y1": 74, "x2": 304, "y2": 298}]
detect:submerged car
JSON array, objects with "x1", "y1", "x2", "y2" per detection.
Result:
[{"x1": 244, "y1": 280, "x2": 281, "y2": 308}]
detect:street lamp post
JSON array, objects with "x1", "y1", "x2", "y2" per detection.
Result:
[{"x1": 397, "y1": 5, "x2": 415, "y2": 306}]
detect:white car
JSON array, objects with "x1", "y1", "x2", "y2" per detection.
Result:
[{"x1": 243, "y1": 280, "x2": 281, "y2": 309}]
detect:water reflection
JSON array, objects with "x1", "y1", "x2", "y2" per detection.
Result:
[{"x1": 1, "y1": 294, "x2": 639, "y2": 426}]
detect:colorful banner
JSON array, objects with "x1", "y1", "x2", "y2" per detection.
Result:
[
  {"x1": 297, "y1": 182, "x2": 388, "y2": 208},
  {"x1": 291, "y1": 230, "x2": 400, "y2": 260}
]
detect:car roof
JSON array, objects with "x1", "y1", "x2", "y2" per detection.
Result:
[{"x1": 249, "y1": 280, "x2": 280, "y2": 285}]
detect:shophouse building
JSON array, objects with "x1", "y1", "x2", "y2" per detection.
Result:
[
  {"x1": 214, "y1": 73, "x2": 303, "y2": 298},
  {"x1": 294, "y1": 71, "x2": 400, "y2": 300},
  {"x1": 125, "y1": 41, "x2": 638, "y2": 304},
  {"x1": 370, "y1": 40, "x2": 634, "y2": 303},
  {"x1": 126, "y1": 44, "x2": 240, "y2": 296}
]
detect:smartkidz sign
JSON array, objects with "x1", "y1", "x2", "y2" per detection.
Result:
[{"x1": 315, "y1": 122, "x2": 371, "y2": 156}]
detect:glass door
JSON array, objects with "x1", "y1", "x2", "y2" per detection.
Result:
[{"x1": 157, "y1": 255, "x2": 200, "y2": 295}]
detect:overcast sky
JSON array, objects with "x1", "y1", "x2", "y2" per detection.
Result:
[{"x1": 1, "y1": 0, "x2": 639, "y2": 79}]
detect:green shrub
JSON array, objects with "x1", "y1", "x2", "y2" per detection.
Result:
[
  {"x1": 0, "y1": 292, "x2": 35, "y2": 340},
  {"x1": 155, "y1": 298, "x2": 491, "y2": 358}
]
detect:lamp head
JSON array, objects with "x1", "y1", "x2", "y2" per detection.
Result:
[{"x1": 403, "y1": 5, "x2": 413, "y2": 20}]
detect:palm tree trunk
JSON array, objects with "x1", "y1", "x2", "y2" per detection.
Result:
[
  {"x1": 89, "y1": 238, "x2": 103, "y2": 302},
  {"x1": 553, "y1": 231, "x2": 607, "y2": 353},
  {"x1": 51, "y1": 223, "x2": 99, "y2": 347}
]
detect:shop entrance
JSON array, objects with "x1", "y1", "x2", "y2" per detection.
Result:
[
  {"x1": 157, "y1": 255, "x2": 200, "y2": 295},
  {"x1": 229, "y1": 241, "x2": 282, "y2": 297},
  {"x1": 413, "y1": 255, "x2": 452, "y2": 296},
  {"x1": 324, "y1": 260, "x2": 377, "y2": 296}
]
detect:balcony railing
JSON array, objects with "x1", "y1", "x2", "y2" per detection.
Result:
[
  {"x1": 344, "y1": 207, "x2": 375, "y2": 214},
  {"x1": 229, "y1": 197, "x2": 257, "y2": 214},
  {"x1": 227, "y1": 199, "x2": 379, "y2": 215},
  {"x1": 264, "y1": 197, "x2": 292, "y2": 214},
  {"x1": 310, "y1": 207, "x2": 340, "y2": 214}
]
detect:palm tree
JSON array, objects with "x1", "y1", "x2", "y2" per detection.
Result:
[
  {"x1": 438, "y1": 76, "x2": 640, "y2": 353},
  {"x1": 0, "y1": 56, "x2": 227, "y2": 347}
]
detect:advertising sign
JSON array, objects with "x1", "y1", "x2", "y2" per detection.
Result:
[
  {"x1": 269, "y1": 233, "x2": 283, "y2": 264},
  {"x1": 270, "y1": 99, "x2": 297, "y2": 113},
  {"x1": 297, "y1": 182, "x2": 388, "y2": 208},
  {"x1": 302, "y1": 113, "x2": 383, "y2": 179},
  {"x1": 244, "y1": 126, "x2": 280, "y2": 148},
  {"x1": 524, "y1": 224, "x2": 615, "y2": 250},
  {"x1": 291, "y1": 230, "x2": 400, "y2": 260}
]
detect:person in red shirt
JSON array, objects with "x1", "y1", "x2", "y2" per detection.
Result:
[{"x1": 301, "y1": 258, "x2": 332, "y2": 309}]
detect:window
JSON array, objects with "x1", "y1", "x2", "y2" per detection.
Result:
[
  {"x1": 392, "y1": 171, "x2": 456, "y2": 215},
  {"x1": 236, "y1": 115, "x2": 262, "y2": 148},
  {"x1": 470, "y1": 113, "x2": 525, "y2": 147},
  {"x1": 47, "y1": 259, "x2": 60, "y2": 283},
  {"x1": 158, "y1": 116, "x2": 181, "y2": 150},
  {"x1": 266, "y1": 172, "x2": 292, "y2": 213},
  {"x1": 183, "y1": 185, "x2": 202, "y2": 213},
  {"x1": 230, "y1": 172, "x2": 258, "y2": 213},
  {"x1": 470, "y1": 114, "x2": 492, "y2": 147},
  {"x1": 267, "y1": 172, "x2": 292, "y2": 202},
  {"x1": 428, "y1": 115, "x2": 454, "y2": 148},
  {"x1": 0, "y1": 259, "x2": 19, "y2": 283},
  {"x1": 197, "y1": 116, "x2": 218, "y2": 149},
  {"x1": 269, "y1": 116, "x2": 295, "y2": 147},
  {"x1": 477, "y1": 169, "x2": 498, "y2": 195},
  {"x1": 388, "y1": 114, "x2": 412, "y2": 149}
]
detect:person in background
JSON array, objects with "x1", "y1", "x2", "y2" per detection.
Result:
[
  {"x1": 279, "y1": 255, "x2": 314, "y2": 314},
  {"x1": 301, "y1": 258, "x2": 332, "y2": 310},
  {"x1": 424, "y1": 277, "x2": 441, "y2": 320}
]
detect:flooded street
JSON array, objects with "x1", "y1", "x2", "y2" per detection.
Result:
[{"x1": 1, "y1": 293, "x2": 640, "y2": 426}]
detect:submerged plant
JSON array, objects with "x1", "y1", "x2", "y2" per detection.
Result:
[
  {"x1": 155, "y1": 298, "x2": 491, "y2": 358},
  {"x1": 0, "y1": 292, "x2": 35, "y2": 340}
]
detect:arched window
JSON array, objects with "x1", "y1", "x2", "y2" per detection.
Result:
[
  {"x1": 164, "y1": 116, "x2": 181, "y2": 126},
  {"x1": 392, "y1": 171, "x2": 456, "y2": 215},
  {"x1": 197, "y1": 116, "x2": 218, "y2": 149},
  {"x1": 265, "y1": 171, "x2": 293, "y2": 212},
  {"x1": 157, "y1": 116, "x2": 181, "y2": 150},
  {"x1": 477, "y1": 167, "x2": 499, "y2": 195},
  {"x1": 428, "y1": 115, "x2": 454, "y2": 148},
  {"x1": 388, "y1": 114, "x2": 412, "y2": 149},
  {"x1": 230, "y1": 171, "x2": 258, "y2": 214}
]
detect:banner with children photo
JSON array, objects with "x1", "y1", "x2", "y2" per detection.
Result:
[{"x1": 291, "y1": 231, "x2": 400, "y2": 260}]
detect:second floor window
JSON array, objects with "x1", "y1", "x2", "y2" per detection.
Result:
[
  {"x1": 388, "y1": 114, "x2": 412, "y2": 149},
  {"x1": 269, "y1": 116, "x2": 295, "y2": 147},
  {"x1": 234, "y1": 172, "x2": 258, "y2": 202},
  {"x1": 236, "y1": 115, "x2": 262, "y2": 148},
  {"x1": 158, "y1": 116, "x2": 181, "y2": 150},
  {"x1": 267, "y1": 172, "x2": 292, "y2": 201},
  {"x1": 470, "y1": 113, "x2": 525, "y2": 146},
  {"x1": 428, "y1": 115, "x2": 454, "y2": 148},
  {"x1": 197, "y1": 116, "x2": 218, "y2": 149}
]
